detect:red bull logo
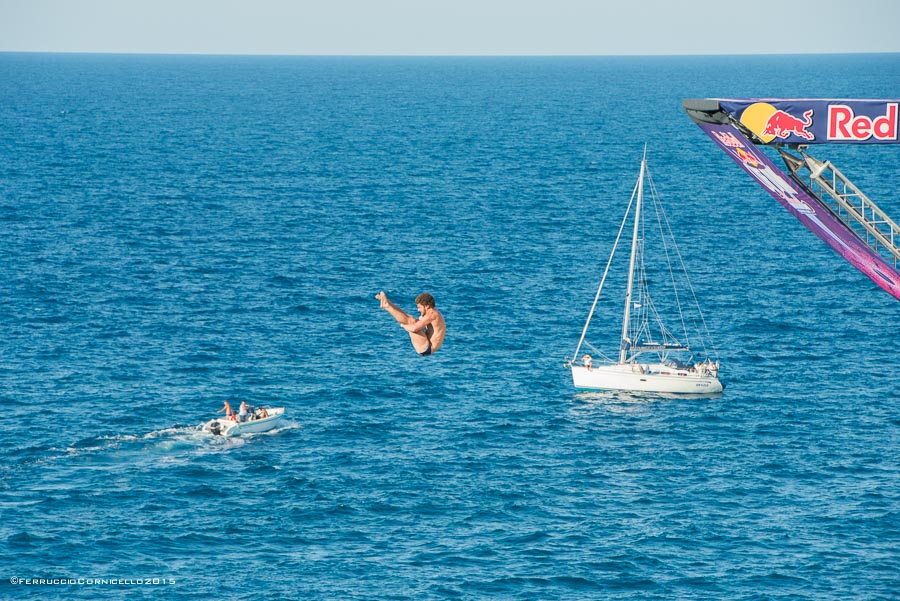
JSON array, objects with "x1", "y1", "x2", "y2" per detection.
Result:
[
  {"x1": 719, "y1": 99, "x2": 900, "y2": 145},
  {"x1": 828, "y1": 102, "x2": 898, "y2": 141},
  {"x1": 733, "y1": 146, "x2": 759, "y2": 169},
  {"x1": 738, "y1": 102, "x2": 815, "y2": 144},
  {"x1": 761, "y1": 109, "x2": 815, "y2": 141}
]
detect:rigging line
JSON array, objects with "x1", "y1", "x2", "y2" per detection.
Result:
[
  {"x1": 582, "y1": 340, "x2": 615, "y2": 363},
  {"x1": 663, "y1": 202, "x2": 719, "y2": 359},
  {"x1": 631, "y1": 239, "x2": 648, "y2": 352},
  {"x1": 639, "y1": 230, "x2": 678, "y2": 346},
  {"x1": 645, "y1": 167, "x2": 691, "y2": 346},
  {"x1": 572, "y1": 176, "x2": 641, "y2": 361},
  {"x1": 634, "y1": 216, "x2": 661, "y2": 353},
  {"x1": 647, "y1": 167, "x2": 719, "y2": 360},
  {"x1": 632, "y1": 195, "x2": 676, "y2": 354}
]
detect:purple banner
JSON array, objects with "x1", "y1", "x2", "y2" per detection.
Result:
[
  {"x1": 698, "y1": 122, "x2": 900, "y2": 301},
  {"x1": 716, "y1": 99, "x2": 899, "y2": 145}
]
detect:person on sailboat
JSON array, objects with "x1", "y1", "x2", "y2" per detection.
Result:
[{"x1": 375, "y1": 291, "x2": 446, "y2": 356}]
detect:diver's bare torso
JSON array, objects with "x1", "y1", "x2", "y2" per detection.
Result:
[{"x1": 376, "y1": 292, "x2": 446, "y2": 356}]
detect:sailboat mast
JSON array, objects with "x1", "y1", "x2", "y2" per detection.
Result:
[{"x1": 619, "y1": 154, "x2": 645, "y2": 364}]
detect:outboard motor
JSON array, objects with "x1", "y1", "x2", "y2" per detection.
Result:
[{"x1": 209, "y1": 421, "x2": 222, "y2": 436}]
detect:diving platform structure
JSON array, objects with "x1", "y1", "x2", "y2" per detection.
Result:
[
  {"x1": 683, "y1": 98, "x2": 900, "y2": 301},
  {"x1": 778, "y1": 147, "x2": 900, "y2": 269}
]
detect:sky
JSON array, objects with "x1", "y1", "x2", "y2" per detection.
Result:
[{"x1": 1, "y1": 0, "x2": 899, "y2": 56}]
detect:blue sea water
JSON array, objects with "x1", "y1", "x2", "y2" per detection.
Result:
[{"x1": 1, "y1": 52, "x2": 898, "y2": 600}]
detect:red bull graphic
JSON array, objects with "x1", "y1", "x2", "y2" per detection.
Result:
[
  {"x1": 698, "y1": 121, "x2": 900, "y2": 301},
  {"x1": 711, "y1": 129, "x2": 815, "y2": 215},
  {"x1": 828, "y1": 102, "x2": 897, "y2": 142},
  {"x1": 762, "y1": 109, "x2": 814, "y2": 141},
  {"x1": 714, "y1": 99, "x2": 900, "y2": 145}
]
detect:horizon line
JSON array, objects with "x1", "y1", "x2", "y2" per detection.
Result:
[{"x1": 1, "y1": 50, "x2": 898, "y2": 59}]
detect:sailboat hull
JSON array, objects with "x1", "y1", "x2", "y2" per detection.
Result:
[{"x1": 571, "y1": 364, "x2": 723, "y2": 394}]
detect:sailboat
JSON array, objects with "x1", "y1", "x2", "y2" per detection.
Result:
[{"x1": 567, "y1": 149, "x2": 724, "y2": 394}]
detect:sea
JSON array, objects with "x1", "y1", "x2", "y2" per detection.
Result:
[{"x1": 1, "y1": 53, "x2": 898, "y2": 600}]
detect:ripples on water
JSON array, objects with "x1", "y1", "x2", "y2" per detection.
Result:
[{"x1": 0, "y1": 53, "x2": 898, "y2": 600}]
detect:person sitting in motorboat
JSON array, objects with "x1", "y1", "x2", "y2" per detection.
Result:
[{"x1": 256, "y1": 406, "x2": 268, "y2": 419}]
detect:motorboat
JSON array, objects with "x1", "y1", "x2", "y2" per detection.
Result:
[{"x1": 203, "y1": 406, "x2": 285, "y2": 437}]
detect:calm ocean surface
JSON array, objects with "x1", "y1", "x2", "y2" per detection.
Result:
[{"x1": 1, "y1": 53, "x2": 898, "y2": 600}]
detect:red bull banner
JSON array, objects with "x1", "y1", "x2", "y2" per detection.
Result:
[
  {"x1": 696, "y1": 121, "x2": 900, "y2": 300},
  {"x1": 716, "y1": 99, "x2": 899, "y2": 145}
]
